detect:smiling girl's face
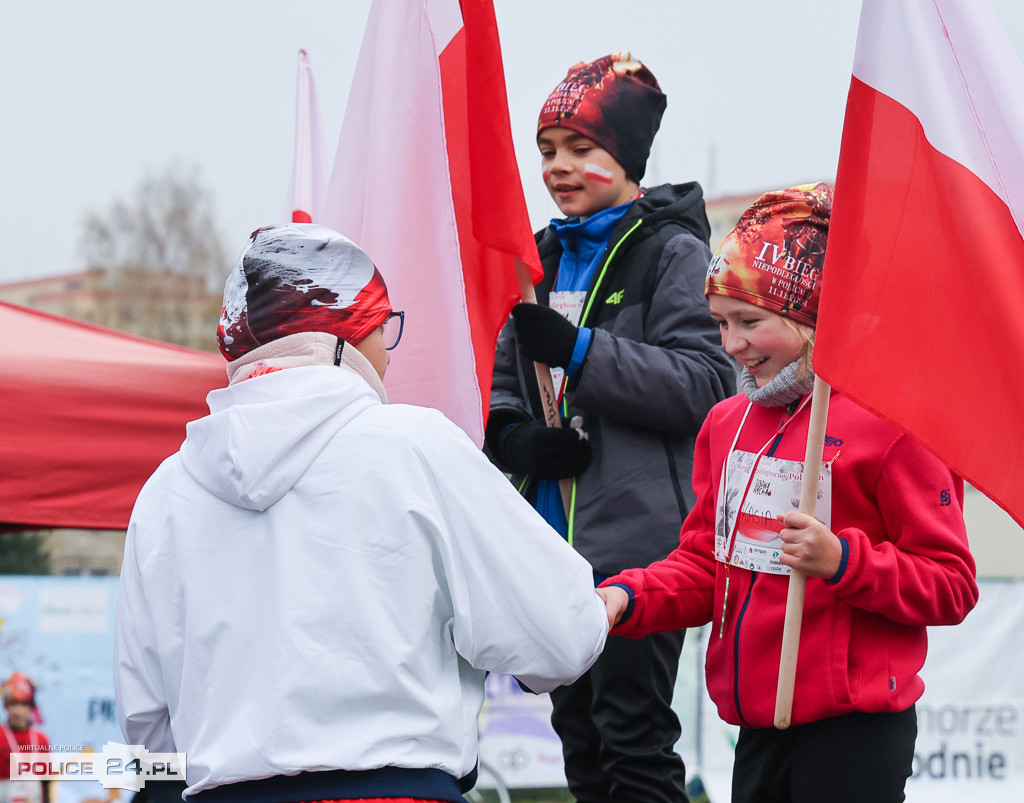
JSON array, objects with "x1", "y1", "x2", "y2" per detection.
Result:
[{"x1": 708, "y1": 295, "x2": 808, "y2": 387}]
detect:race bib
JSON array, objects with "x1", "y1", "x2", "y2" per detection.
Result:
[
  {"x1": 714, "y1": 450, "x2": 833, "y2": 575},
  {"x1": 546, "y1": 291, "x2": 586, "y2": 396}
]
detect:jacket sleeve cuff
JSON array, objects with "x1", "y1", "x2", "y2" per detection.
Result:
[
  {"x1": 565, "y1": 327, "x2": 593, "y2": 376},
  {"x1": 827, "y1": 536, "x2": 850, "y2": 585}
]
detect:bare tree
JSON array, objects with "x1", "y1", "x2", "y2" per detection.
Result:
[
  {"x1": 78, "y1": 162, "x2": 227, "y2": 351},
  {"x1": 0, "y1": 531, "x2": 51, "y2": 575}
]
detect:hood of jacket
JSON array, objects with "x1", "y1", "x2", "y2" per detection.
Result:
[
  {"x1": 628, "y1": 181, "x2": 710, "y2": 243},
  {"x1": 180, "y1": 358, "x2": 381, "y2": 512}
]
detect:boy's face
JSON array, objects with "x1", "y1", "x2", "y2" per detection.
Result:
[{"x1": 538, "y1": 128, "x2": 638, "y2": 220}]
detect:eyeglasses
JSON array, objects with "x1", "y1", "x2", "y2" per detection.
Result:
[{"x1": 382, "y1": 311, "x2": 405, "y2": 351}]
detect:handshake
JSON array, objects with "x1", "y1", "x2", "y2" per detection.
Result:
[{"x1": 596, "y1": 585, "x2": 631, "y2": 629}]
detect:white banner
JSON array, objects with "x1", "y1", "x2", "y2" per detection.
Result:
[
  {"x1": 697, "y1": 579, "x2": 1024, "y2": 801},
  {"x1": 476, "y1": 673, "x2": 566, "y2": 789}
]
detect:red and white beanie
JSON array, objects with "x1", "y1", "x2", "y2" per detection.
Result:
[
  {"x1": 1, "y1": 672, "x2": 36, "y2": 707},
  {"x1": 217, "y1": 224, "x2": 392, "y2": 360},
  {"x1": 706, "y1": 183, "x2": 833, "y2": 327}
]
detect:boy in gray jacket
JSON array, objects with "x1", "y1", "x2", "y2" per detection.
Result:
[{"x1": 486, "y1": 53, "x2": 734, "y2": 803}]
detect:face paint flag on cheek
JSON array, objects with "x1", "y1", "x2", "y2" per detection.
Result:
[{"x1": 583, "y1": 163, "x2": 615, "y2": 184}]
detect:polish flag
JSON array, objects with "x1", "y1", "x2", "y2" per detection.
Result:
[
  {"x1": 287, "y1": 49, "x2": 328, "y2": 224},
  {"x1": 815, "y1": 0, "x2": 1024, "y2": 527},
  {"x1": 322, "y1": 0, "x2": 541, "y2": 445}
]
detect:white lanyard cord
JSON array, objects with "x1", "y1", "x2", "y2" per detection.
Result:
[
  {"x1": 717, "y1": 395, "x2": 812, "y2": 638},
  {"x1": 720, "y1": 395, "x2": 812, "y2": 563},
  {"x1": 2, "y1": 723, "x2": 40, "y2": 752}
]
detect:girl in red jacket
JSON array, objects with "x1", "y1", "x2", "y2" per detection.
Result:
[{"x1": 598, "y1": 183, "x2": 978, "y2": 803}]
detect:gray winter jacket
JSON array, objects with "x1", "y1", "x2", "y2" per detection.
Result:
[{"x1": 488, "y1": 183, "x2": 735, "y2": 575}]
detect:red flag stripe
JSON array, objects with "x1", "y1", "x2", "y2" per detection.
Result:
[
  {"x1": 323, "y1": 0, "x2": 540, "y2": 445},
  {"x1": 816, "y1": 76, "x2": 1024, "y2": 527},
  {"x1": 439, "y1": 4, "x2": 541, "y2": 425}
]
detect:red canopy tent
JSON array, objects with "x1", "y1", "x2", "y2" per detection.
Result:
[{"x1": 1, "y1": 300, "x2": 226, "y2": 530}]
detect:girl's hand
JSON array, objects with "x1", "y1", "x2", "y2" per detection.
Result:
[
  {"x1": 596, "y1": 585, "x2": 630, "y2": 629},
  {"x1": 777, "y1": 510, "x2": 843, "y2": 579}
]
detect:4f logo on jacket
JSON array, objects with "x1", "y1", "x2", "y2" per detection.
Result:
[{"x1": 605, "y1": 289, "x2": 625, "y2": 305}]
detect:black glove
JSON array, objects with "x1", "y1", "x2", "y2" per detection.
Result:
[
  {"x1": 511, "y1": 302, "x2": 580, "y2": 369},
  {"x1": 494, "y1": 419, "x2": 591, "y2": 479}
]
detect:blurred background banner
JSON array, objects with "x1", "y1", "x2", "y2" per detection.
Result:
[
  {"x1": 0, "y1": 576, "x2": 122, "y2": 750},
  {"x1": 477, "y1": 674, "x2": 566, "y2": 789}
]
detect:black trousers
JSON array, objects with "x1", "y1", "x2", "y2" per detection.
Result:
[
  {"x1": 549, "y1": 630, "x2": 688, "y2": 803},
  {"x1": 731, "y1": 707, "x2": 918, "y2": 803}
]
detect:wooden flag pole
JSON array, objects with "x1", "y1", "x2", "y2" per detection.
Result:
[
  {"x1": 514, "y1": 259, "x2": 573, "y2": 516},
  {"x1": 774, "y1": 375, "x2": 831, "y2": 729}
]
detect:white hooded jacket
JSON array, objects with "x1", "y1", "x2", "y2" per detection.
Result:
[{"x1": 114, "y1": 334, "x2": 608, "y2": 798}]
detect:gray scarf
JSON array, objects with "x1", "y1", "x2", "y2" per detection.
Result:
[{"x1": 740, "y1": 360, "x2": 814, "y2": 407}]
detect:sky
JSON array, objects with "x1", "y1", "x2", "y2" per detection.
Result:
[{"x1": 3, "y1": 0, "x2": 1024, "y2": 284}]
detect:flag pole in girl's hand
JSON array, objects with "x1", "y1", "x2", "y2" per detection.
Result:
[{"x1": 774, "y1": 375, "x2": 831, "y2": 729}]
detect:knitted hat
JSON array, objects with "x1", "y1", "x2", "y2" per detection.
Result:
[
  {"x1": 217, "y1": 223, "x2": 392, "y2": 360},
  {"x1": 1, "y1": 673, "x2": 35, "y2": 706},
  {"x1": 705, "y1": 183, "x2": 833, "y2": 326},
  {"x1": 537, "y1": 52, "x2": 666, "y2": 182}
]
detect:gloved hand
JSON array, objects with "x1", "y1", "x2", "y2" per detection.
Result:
[
  {"x1": 511, "y1": 302, "x2": 580, "y2": 369},
  {"x1": 495, "y1": 418, "x2": 591, "y2": 479}
]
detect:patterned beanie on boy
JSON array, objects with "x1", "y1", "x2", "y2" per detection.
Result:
[
  {"x1": 705, "y1": 183, "x2": 833, "y2": 326},
  {"x1": 537, "y1": 52, "x2": 666, "y2": 182},
  {"x1": 217, "y1": 223, "x2": 392, "y2": 360}
]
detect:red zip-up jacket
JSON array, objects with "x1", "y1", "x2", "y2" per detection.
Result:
[{"x1": 605, "y1": 390, "x2": 978, "y2": 729}]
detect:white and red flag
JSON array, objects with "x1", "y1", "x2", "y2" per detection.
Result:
[
  {"x1": 815, "y1": 0, "x2": 1024, "y2": 528},
  {"x1": 322, "y1": 0, "x2": 542, "y2": 445},
  {"x1": 287, "y1": 49, "x2": 328, "y2": 224}
]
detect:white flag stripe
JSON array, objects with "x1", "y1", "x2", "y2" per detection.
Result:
[
  {"x1": 288, "y1": 49, "x2": 328, "y2": 222},
  {"x1": 426, "y1": 0, "x2": 461, "y2": 50},
  {"x1": 854, "y1": 0, "x2": 1024, "y2": 232},
  {"x1": 323, "y1": 0, "x2": 484, "y2": 443}
]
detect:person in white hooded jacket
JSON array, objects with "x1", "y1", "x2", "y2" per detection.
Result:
[{"x1": 114, "y1": 223, "x2": 610, "y2": 803}]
